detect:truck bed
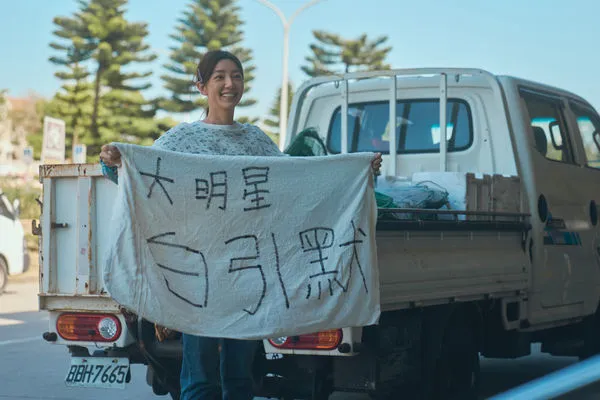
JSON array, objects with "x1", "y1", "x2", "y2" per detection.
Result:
[{"x1": 38, "y1": 164, "x2": 529, "y2": 313}]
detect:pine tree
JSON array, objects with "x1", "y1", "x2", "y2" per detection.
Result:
[
  {"x1": 50, "y1": 0, "x2": 163, "y2": 155},
  {"x1": 160, "y1": 0, "x2": 256, "y2": 113},
  {"x1": 302, "y1": 31, "x2": 392, "y2": 77},
  {"x1": 49, "y1": 10, "x2": 95, "y2": 154},
  {"x1": 79, "y1": 0, "x2": 159, "y2": 147},
  {"x1": 301, "y1": 31, "x2": 341, "y2": 77},
  {"x1": 262, "y1": 83, "x2": 294, "y2": 142}
]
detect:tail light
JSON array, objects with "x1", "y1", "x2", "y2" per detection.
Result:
[
  {"x1": 268, "y1": 329, "x2": 343, "y2": 350},
  {"x1": 56, "y1": 313, "x2": 122, "y2": 342}
]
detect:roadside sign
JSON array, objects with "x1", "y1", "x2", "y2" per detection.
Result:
[
  {"x1": 23, "y1": 146, "x2": 33, "y2": 165},
  {"x1": 42, "y1": 116, "x2": 65, "y2": 164},
  {"x1": 73, "y1": 144, "x2": 87, "y2": 164}
]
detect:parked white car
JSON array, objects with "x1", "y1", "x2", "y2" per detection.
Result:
[{"x1": 0, "y1": 189, "x2": 28, "y2": 293}]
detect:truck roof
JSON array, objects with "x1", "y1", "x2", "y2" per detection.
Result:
[{"x1": 300, "y1": 68, "x2": 591, "y2": 107}]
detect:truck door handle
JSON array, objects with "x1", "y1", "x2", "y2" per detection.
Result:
[{"x1": 51, "y1": 222, "x2": 69, "y2": 229}]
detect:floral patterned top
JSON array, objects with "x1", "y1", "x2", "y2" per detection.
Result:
[
  {"x1": 101, "y1": 121, "x2": 283, "y2": 183},
  {"x1": 152, "y1": 120, "x2": 283, "y2": 157}
]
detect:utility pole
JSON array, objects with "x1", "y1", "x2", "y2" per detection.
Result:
[{"x1": 254, "y1": 0, "x2": 326, "y2": 150}]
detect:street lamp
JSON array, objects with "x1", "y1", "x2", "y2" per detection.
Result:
[{"x1": 254, "y1": 0, "x2": 326, "y2": 150}]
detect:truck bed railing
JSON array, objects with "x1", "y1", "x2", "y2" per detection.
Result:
[
  {"x1": 377, "y1": 208, "x2": 529, "y2": 219},
  {"x1": 285, "y1": 68, "x2": 504, "y2": 178},
  {"x1": 376, "y1": 208, "x2": 531, "y2": 232}
]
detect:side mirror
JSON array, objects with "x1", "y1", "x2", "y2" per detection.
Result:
[{"x1": 12, "y1": 199, "x2": 20, "y2": 219}]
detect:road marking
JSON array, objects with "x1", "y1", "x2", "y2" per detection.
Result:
[
  {"x1": 0, "y1": 336, "x2": 40, "y2": 346},
  {"x1": 0, "y1": 317, "x2": 25, "y2": 326}
]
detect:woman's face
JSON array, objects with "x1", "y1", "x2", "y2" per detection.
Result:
[{"x1": 198, "y1": 59, "x2": 244, "y2": 112}]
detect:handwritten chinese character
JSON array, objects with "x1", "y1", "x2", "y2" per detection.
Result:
[
  {"x1": 147, "y1": 232, "x2": 209, "y2": 307},
  {"x1": 195, "y1": 171, "x2": 228, "y2": 210},
  {"x1": 299, "y1": 227, "x2": 338, "y2": 299},
  {"x1": 270, "y1": 233, "x2": 290, "y2": 309},
  {"x1": 242, "y1": 167, "x2": 271, "y2": 211},
  {"x1": 139, "y1": 157, "x2": 175, "y2": 205},
  {"x1": 336, "y1": 220, "x2": 369, "y2": 293},
  {"x1": 225, "y1": 235, "x2": 266, "y2": 315}
]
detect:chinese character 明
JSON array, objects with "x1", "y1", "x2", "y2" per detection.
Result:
[{"x1": 195, "y1": 171, "x2": 228, "y2": 210}]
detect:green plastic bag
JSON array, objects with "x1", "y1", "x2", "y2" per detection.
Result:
[{"x1": 284, "y1": 128, "x2": 328, "y2": 157}]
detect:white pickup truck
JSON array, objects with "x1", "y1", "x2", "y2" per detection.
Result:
[{"x1": 37, "y1": 68, "x2": 600, "y2": 400}]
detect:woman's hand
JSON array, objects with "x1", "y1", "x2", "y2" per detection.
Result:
[
  {"x1": 371, "y1": 152, "x2": 382, "y2": 175},
  {"x1": 99, "y1": 144, "x2": 122, "y2": 167}
]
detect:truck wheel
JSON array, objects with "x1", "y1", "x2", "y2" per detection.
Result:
[
  {"x1": 431, "y1": 317, "x2": 480, "y2": 400},
  {"x1": 580, "y1": 306, "x2": 600, "y2": 360},
  {"x1": 146, "y1": 365, "x2": 180, "y2": 399},
  {"x1": 0, "y1": 257, "x2": 8, "y2": 295}
]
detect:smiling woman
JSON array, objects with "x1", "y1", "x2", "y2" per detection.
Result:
[
  {"x1": 195, "y1": 50, "x2": 245, "y2": 123},
  {"x1": 99, "y1": 50, "x2": 286, "y2": 400}
]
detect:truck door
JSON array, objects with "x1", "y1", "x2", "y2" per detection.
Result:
[
  {"x1": 566, "y1": 101, "x2": 600, "y2": 312},
  {"x1": 520, "y1": 89, "x2": 590, "y2": 311}
]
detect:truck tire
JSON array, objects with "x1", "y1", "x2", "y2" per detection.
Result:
[
  {"x1": 146, "y1": 364, "x2": 180, "y2": 399},
  {"x1": 0, "y1": 257, "x2": 8, "y2": 295},
  {"x1": 430, "y1": 315, "x2": 480, "y2": 400},
  {"x1": 580, "y1": 305, "x2": 600, "y2": 360}
]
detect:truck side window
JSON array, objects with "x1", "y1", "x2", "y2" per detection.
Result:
[
  {"x1": 521, "y1": 92, "x2": 573, "y2": 164},
  {"x1": 327, "y1": 99, "x2": 472, "y2": 154},
  {"x1": 570, "y1": 103, "x2": 600, "y2": 170}
]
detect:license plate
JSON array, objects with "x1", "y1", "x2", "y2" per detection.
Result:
[{"x1": 65, "y1": 357, "x2": 129, "y2": 389}]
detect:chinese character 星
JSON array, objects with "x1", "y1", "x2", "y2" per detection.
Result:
[{"x1": 242, "y1": 167, "x2": 271, "y2": 211}]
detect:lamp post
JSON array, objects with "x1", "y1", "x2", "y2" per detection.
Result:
[{"x1": 254, "y1": 0, "x2": 325, "y2": 150}]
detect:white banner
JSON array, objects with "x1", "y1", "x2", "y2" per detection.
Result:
[{"x1": 104, "y1": 143, "x2": 380, "y2": 339}]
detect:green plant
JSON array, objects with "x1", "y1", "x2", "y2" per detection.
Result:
[{"x1": 0, "y1": 178, "x2": 42, "y2": 220}]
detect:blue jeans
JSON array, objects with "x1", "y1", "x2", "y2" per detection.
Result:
[{"x1": 180, "y1": 334, "x2": 258, "y2": 400}]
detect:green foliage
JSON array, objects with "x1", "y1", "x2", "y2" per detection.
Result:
[
  {"x1": 302, "y1": 31, "x2": 392, "y2": 77},
  {"x1": 237, "y1": 116, "x2": 259, "y2": 125},
  {"x1": 160, "y1": 0, "x2": 256, "y2": 113},
  {"x1": 49, "y1": 0, "x2": 161, "y2": 157}
]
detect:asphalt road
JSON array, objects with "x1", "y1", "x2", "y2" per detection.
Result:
[{"x1": 2, "y1": 274, "x2": 600, "y2": 399}]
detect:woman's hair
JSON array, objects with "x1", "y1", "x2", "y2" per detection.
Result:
[{"x1": 195, "y1": 50, "x2": 244, "y2": 85}]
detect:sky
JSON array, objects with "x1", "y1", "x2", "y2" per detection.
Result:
[{"x1": 1, "y1": 0, "x2": 599, "y2": 124}]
